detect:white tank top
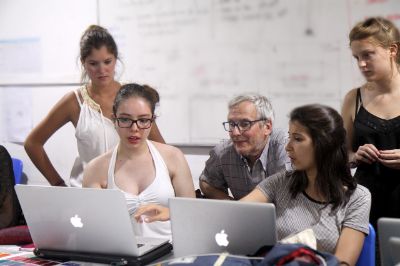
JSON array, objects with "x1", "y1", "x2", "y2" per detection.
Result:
[
  {"x1": 70, "y1": 85, "x2": 119, "y2": 187},
  {"x1": 107, "y1": 140, "x2": 174, "y2": 240}
]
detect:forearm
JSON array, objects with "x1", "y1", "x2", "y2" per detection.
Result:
[
  {"x1": 240, "y1": 188, "x2": 269, "y2": 203},
  {"x1": 82, "y1": 178, "x2": 102, "y2": 188},
  {"x1": 348, "y1": 150, "x2": 358, "y2": 168},
  {"x1": 334, "y1": 227, "x2": 365, "y2": 266},
  {"x1": 199, "y1": 180, "x2": 232, "y2": 200},
  {"x1": 149, "y1": 123, "x2": 165, "y2": 144},
  {"x1": 24, "y1": 142, "x2": 65, "y2": 186}
]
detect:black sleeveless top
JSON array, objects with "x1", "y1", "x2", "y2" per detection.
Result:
[
  {"x1": 353, "y1": 88, "x2": 400, "y2": 180},
  {"x1": 353, "y1": 88, "x2": 400, "y2": 225}
]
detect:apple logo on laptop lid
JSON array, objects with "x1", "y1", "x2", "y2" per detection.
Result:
[
  {"x1": 70, "y1": 214, "x2": 83, "y2": 228},
  {"x1": 215, "y1": 230, "x2": 229, "y2": 247}
]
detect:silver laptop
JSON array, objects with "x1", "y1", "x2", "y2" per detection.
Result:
[
  {"x1": 169, "y1": 197, "x2": 276, "y2": 257},
  {"x1": 15, "y1": 185, "x2": 171, "y2": 262},
  {"x1": 388, "y1": 237, "x2": 400, "y2": 266},
  {"x1": 378, "y1": 217, "x2": 400, "y2": 266}
]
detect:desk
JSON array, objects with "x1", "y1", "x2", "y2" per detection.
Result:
[
  {"x1": 0, "y1": 245, "x2": 106, "y2": 265},
  {"x1": 0, "y1": 246, "x2": 263, "y2": 266},
  {"x1": 150, "y1": 253, "x2": 264, "y2": 266},
  {"x1": 0, "y1": 245, "x2": 176, "y2": 265}
]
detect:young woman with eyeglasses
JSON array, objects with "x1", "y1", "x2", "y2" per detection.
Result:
[{"x1": 83, "y1": 83, "x2": 195, "y2": 239}]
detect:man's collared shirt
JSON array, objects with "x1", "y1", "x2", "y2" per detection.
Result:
[{"x1": 199, "y1": 128, "x2": 288, "y2": 200}]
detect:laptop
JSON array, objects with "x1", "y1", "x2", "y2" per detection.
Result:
[
  {"x1": 15, "y1": 185, "x2": 172, "y2": 265},
  {"x1": 378, "y1": 217, "x2": 400, "y2": 266},
  {"x1": 169, "y1": 197, "x2": 276, "y2": 257}
]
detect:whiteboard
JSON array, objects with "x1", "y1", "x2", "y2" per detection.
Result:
[
  {"x1": 0, "y1": 0, "x2": 97, "y2": 84},
  {"x1": 1, "y1": 0, "x2": 399, "y2": 145},
  {"x1": 98, "y1": 0, "x2": 400, "y2": 144}
]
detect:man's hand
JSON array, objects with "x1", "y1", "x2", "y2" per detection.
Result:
[{"x1": 199, "y1": 180, "x2": 233, "y2": 200}]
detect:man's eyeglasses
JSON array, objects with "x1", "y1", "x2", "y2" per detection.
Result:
[
  {"x1": 116, "y1": 117, "x2": 154, "y2": 129},
  {"x1": 222, "y1": 119, "x2": 266, "y2": 132}
]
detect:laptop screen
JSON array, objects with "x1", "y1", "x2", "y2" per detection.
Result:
[
  {"x1": 378, "y1": 218, "x2": 400, "y2": 266},
  {"x1": 169, "y1": 197, "x2": 276, "y2": 257},
  {"x1": 15, "y1": 185, "x2": 168, "y2": 257}
]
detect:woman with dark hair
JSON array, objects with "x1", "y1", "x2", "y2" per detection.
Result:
[
  {"x1": 83, "y1": 83, "x2": 195, "y2": 239},
  {"x1": 242, "y1": 104, "x2": 371, "y2": 265},
  {"x1": 134, "y1": 104, "x2": 371, "y2": 264},
  {"x1": 24, "y1": 25, "x2": 165, "y2": 188}
]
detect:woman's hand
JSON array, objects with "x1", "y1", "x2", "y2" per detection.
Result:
[
  {"x1": 352, "y1": 144, "x2": 380, "y2": 165},
  {"x1": 134, "y1": 204, "x2": 170, "y2": 223},
  {"x1": 379, "y1": 149, "x2": 400, "y2": 170}
]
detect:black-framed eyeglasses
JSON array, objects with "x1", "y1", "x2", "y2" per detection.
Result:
[
  {"x1": 116, "y1": 117, "x2": 154, "y2": 129},
  {"x1": 222, "y1": 119, "x2": 266, "y2": 132}
]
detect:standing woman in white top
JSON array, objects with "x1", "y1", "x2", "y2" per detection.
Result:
[
  {"x1": 24, "y1": 25, "x2": 164, "y2": 187},
  {"x1": 83, "y1": 83, "x2": 195, "y2": 238}
]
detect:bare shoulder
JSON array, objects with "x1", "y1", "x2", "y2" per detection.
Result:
[
  {"x1": 49, "y1": 90, "x2": 81, "y2": 124},
  {"x1": 83, "y1": 150, "x2": 112, "y2": 187},
  {"x1": 150, "y1": 141, "x2": 187, "y2": 176},
  {"x1": 86, "y1": 150, "x2": 112, "y2": 173},
  {"x1": 58, "y1": 91, "x2": 80, "y2": 109},
  {"x1": 343, "y1": 88, "x2": 358, "y2": 106},
  {"x1": 64, "y1": 90, "x2": 81, "y2": 112},
  {"x1": 31, "y1": 90, "x2": 81, "y2": 131},
  {"x1": 341, "y1": 87, "x2": 359, "y2": 117},
  {"x1": 150, "y1": 141, "x2": 184, "y2": 159},
  {"x1": 149, "y1": 141, "x2": 193, "y2": 185}
]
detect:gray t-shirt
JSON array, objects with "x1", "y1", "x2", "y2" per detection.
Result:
[
  {"x1": 257, "y1": 170, "x2": 371, "y2": 254},
  {"x1": 200, "y1": 128, "x2": 288, "y2": 199}
]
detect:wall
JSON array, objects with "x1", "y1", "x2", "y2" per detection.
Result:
[
  {"x1": 1, "y1": 0, "x2": 400, "y2": 185},
  {"x1": 0, "y1": 0, "x2": 98, "y2": 84},
  {"x1": 0, "y1": 0, "x2": 97, "y2": 184},
  {"x1": 98, "y1": 0, "x2": 400, "y2": 143}
]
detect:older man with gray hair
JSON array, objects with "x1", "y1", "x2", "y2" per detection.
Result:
[{"x1": 199, "y1": 93, "x2": 288, "y2": 200}]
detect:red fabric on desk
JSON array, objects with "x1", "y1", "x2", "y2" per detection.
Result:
[{"x1": 0, "y1": 225, "x2": 32, "y2": 245}]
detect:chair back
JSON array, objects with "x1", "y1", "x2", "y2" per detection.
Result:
[
  {"x1": 11, "y1": 158, "x2": 23, "y2": 184},
  {"x1": 0, "y1": 147, "x2": 24, "y2": 229},
  {"x1": 355, "y1": 223, "x2": 376, "y2": 266}
]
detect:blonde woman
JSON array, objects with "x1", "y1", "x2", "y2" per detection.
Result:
[{"x1": 341, "y1": 17, "x2": 400, "y2": 227}]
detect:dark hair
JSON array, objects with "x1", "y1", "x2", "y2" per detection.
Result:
[
  {"x1": 80, "y1": 25, "x2": 119, "y2": 82},
  {"x1": 349, "y1": 17, "x2": 400, "y2": 65},
  {"x1": 113, "y1": 83, "x2": 160, "y2": 116},
  {"x1": 288, "y1": 104, "x2": 356, "y2": 211}
]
